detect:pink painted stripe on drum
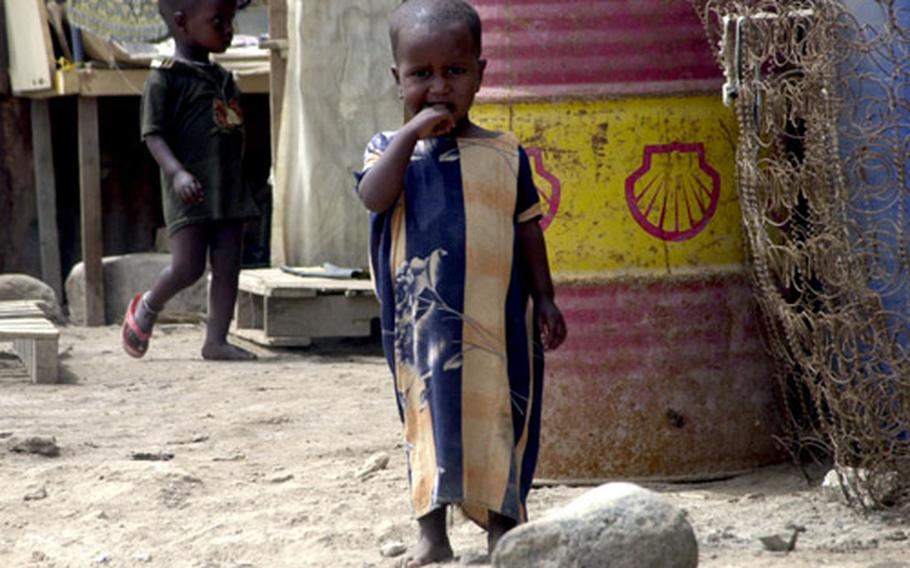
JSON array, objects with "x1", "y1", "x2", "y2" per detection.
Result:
[
  {"x1": 538, "y1": 275, "x2": 784, "y2": 480},
  {"x1": 471, "y1": 0, "x2": 722, "y2": 97}
]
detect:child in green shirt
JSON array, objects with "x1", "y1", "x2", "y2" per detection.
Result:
[{"x1": 122, "y1": 0, "x2": 258, "y2": 360}]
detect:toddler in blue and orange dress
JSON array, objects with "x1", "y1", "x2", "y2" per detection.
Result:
[{"x1": 355, "y1": 0, "x2": 567, "y2": 564}]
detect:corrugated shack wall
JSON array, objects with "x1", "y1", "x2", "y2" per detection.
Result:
[{"x1": 272, "y1": 0, "x2": 399, "y2": 268}]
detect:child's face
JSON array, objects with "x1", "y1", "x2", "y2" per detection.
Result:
[
  {"x1": 178, "y1": 0, "x2": 236, "y2": 54},
  {"x1": 392, "y1": 22, "x2": 485, "y2": 127}
]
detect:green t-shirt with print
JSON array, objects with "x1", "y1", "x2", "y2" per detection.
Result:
[{"x1": 141, "y1": 59, "x2": 259, "y2": 234}]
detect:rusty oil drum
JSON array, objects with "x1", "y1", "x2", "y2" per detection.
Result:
[{"x1": 471, "y1": 0, "x2": 785, "y2": 481}]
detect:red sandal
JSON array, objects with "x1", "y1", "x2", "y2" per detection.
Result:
[{"x1": 122, "y1": 292, "x2": 151, "y2": 358}]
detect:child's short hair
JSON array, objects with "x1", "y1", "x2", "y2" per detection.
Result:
[
  {"x1": 158, "y1": 0, "x2": 193, "y2": 29},
  {"x1": 158, "y1": 0, "x2": 191, "y2": 20},
  {"x1": 158, "y1": 0, "x2": 245, "y2": 24},
  {"x1": 389, "y1": 0, "x2": 482, "y2": 59}
]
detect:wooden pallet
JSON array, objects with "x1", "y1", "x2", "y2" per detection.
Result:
[
  {"x1": 0, "y1": 300, "x2": 59, "y2": 384},
  {"x1": 231, "y1": 268, "x2": 378, "y2": 347}
]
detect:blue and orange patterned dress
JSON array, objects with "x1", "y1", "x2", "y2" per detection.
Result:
[{"x1": 357, "y1": 131, "x2": 545, "y2": 527}]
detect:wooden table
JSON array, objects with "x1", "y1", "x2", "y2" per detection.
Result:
[
  {"x1": 4, "y1": 0, "x2": 270, "y2": 325},
  {"x1": 0, "y1": 300, "x2": 59, "y2": 384}
]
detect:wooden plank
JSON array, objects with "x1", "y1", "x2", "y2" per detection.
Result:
[
  {"x1": 36, "y1": 0, "x2": 53, "y2": 69},
  {"x1": 0, "y1": 311, "x2": 45, "y2": 321},
  {"x1": 239, "y1": 269, "x2": 316, "y2": 298},
  {"x1": 12, "y1": 337, "x2": 58, "y2": 384},
  {"x1": 54, "y1": 67, "x2": 270, "y2": 97},
  {"x1": 268, "y1": 0, "x2": 288, "y2": 167},
  {"x1": 268, "y1": 49, "x2": 285, "y2": 167},
  {"x1": 0, "y1": 318, "x2": 59, "y2": 339},
  {"x1": 0, "y1": 317, "x2": 56, "y2": 328},
  {"x1": 45, "y1": 2, "x2": 72, "y2": 62},
  {"x1": 30, "y1": 98, "x2": 63, "y2": 301},
  {"x1": 263, "y1": 296, "x2": 375, "y2": 338},
  {"x1": 3, "y1": 0, "x2": 54, "y2": 93},
  {"x1": 238, "y1": 268, "x2": 373, "y2": 297},
  {"x1": 230, "y1": 327, "x2": 312, "y2": 347},
  {"x1": 236, "y1": 69, "x2": 270, "y2": 94},
  {"x1": 0, "y1": 329, "x2": 58, "y2": 340},
  {"x1": 0, "y1": 0, "x2": 10, "y2": 94},
  {"x1": 71, "y1": 68, "x2": 147, "y2": 96},
  {"x1": 55, "y1": 68, "x2": 153, "y2": 97},
  {"x1": 78, "y1": 96, "x2": 105, "y2": 326},
  {"x1": 0, "y1": 328, "x2": 60, "y2": 341},
  {"x1": 234, "y1": 291, "x2": 264, "y2": 330},
  {"x1": 53, "y1": 68, "x2": 81, "y2": 96},
  {"x1": 29, "y1": 338, "x2": 57, "y2": 384},
  {"x1": 0, "y1": 299, "x2": 42, "y2": 308},
  {"x1": 269, "y1": 0, "x2": 288, "y2": 42},
  {"x1": 1, "y1": 298, "x2": 59, "y2": 383},
  {"x1": 0, "y1": 325, "x2": 56, "y2": 333},
  {"x1": 231, "y1": 263, "x2": 381, "y2": 346},
  {"x1": 0, "y1": 309, "x2": 44, "y2": 318},
  {"x1": 0, "y1": 300, "x2": 44, "y2": 318}
]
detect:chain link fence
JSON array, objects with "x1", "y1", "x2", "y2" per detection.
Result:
[{"x1": 692, "y1": 0, "x2": 909, "y2": 508}]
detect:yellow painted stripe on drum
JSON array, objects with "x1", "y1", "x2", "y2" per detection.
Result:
[{"x1": 472, "y1": 95, "x2": 742, "y2": 274}]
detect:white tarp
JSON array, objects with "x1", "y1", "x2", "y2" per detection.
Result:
[{"x1": 272, "y1": 0, "x2": 400, "y2": 268}]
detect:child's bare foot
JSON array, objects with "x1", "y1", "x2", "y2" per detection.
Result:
[
  {"x1": 201, "y1": 341, "x2": 257, "y2": 360},
  {"x1": 399, "y1": 537, "x2": 453, "y2": 567},
  {"x1": 487, "y1": 511, "x2": 516, "y2": 555},
  {"x1": 401, "y1": 507, "x2": 453, "y2": 566}
]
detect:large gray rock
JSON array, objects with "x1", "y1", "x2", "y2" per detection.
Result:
[
  {"x1": 493, "y1": 483, "x2": 698, "y2": 568},
  {"x1": 65, "y1": 253, "x2": 207, "y2": 325},
  {"x1": 0, "y1": 273, "x2": 64, "y2": 322}
]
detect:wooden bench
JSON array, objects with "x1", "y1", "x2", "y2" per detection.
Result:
[
  {"x1": 232, "y1": 268, "x2": 378, "y2": 347},
  {"x1": 0, "y1": 300, "x2": 60, "y2": 384}
]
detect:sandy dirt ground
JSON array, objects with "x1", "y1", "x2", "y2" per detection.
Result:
[{"x1": 1, "y1": 323, "x2": 908, "y2": 567}]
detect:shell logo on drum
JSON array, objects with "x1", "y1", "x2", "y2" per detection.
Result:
[
  {"x1": 625, "y1": 142, "x2": 721, "y2": 242},
  {"x1": 526, "y1": 147, "x2": 561, "y2": 231}
]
